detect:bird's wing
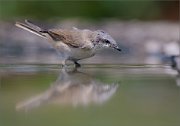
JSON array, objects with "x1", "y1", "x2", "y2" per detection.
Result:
[{"x1": 47, "y1": 29, "x2": 94, "y2": 49}]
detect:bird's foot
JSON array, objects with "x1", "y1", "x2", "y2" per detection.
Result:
[
  {"x1": 74, "y1": 61, "x2": 81, "y2": 68},
  {"x1": 61, "y1": 60, "x2": 68, "y2": 69},
  {"x1": 62, "y1": 60, "x2": 81, "y2": 69}
]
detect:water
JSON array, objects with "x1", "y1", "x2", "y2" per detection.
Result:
[{"x1": 0, "y1": 65, "x2": 180, "y2": 126}]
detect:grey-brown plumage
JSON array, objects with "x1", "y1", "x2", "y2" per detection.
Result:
[
  {"x1": 15, "y1": 20, "x2": 121, "y2": 67},
  {"x1": 44, "y1": 28, "x2": 96, "y2": 49}
]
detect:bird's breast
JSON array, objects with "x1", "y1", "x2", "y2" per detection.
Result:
[
  {"x1": 54, "y1": 42, "x2": 96, "y2": 60},
  {"x1": 69, "y1": 47, "x2": 95, "y2": 60}
]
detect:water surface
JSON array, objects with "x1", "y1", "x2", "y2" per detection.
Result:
[{"x1": 0, "y1": 65, "x2": 180, "y2": 126}]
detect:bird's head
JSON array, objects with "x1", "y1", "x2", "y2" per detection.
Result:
[{"x1": 94, "y1": 30, "x2": 121, "y2": 52}]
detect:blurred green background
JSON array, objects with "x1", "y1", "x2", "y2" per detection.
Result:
[{"x1": 0, "y1": 0, "x2": 179, "y2": 21}]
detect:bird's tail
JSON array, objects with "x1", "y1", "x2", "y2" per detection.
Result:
[{"x1": 15, "y1": 20, "x2": 47, "y2": 39}]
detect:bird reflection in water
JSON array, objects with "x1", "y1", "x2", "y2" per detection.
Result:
[{"x1": 16, "y1": 68, "x2": 118, "y2": 111}]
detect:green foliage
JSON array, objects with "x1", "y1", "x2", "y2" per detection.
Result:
[{"x1": 0, "y1": 1, "x2": 161, "y2": 20}]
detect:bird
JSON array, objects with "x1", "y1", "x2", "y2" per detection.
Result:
[
  {"x1": 170, "y1": 55, "x2": 180, "y2": 74},
  {"x1": 15, "y1": 20, "x2": 121, "y2": 67}
]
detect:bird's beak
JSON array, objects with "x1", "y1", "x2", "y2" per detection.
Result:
[{"x1": 112, "y1": 45, "x2": 121, "y2": 52}]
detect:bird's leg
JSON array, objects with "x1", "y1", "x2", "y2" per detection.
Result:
[
  {"x1": 61, "y1": 60, "x2": 67, "y2": 68},
  {"x1": 74, "y1": 61, "x2": 81, "y2": 68}
]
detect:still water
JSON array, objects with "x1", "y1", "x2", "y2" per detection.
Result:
[{"x1": 0, "y1": 65, "x2": 180, "y2": 126}]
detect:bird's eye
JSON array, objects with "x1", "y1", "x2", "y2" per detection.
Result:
[
  {"x1": 100, "y1": 30, "x2": 105, "y2": 33},
  {"x1": 104, "y1": 39, "x2": 110, "y2": 44}
]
